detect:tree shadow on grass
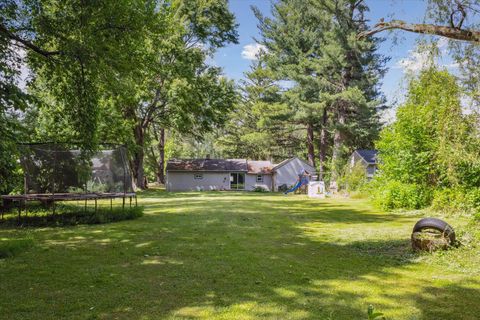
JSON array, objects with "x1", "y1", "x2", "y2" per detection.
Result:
[
  {"x1": 412, "y1": 281, "x2": 480, "y2": 320},
  {"x1": 0, "y1": 192, "x2": 477, "y2": 319}
]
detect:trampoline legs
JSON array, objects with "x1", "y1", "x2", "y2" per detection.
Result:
[
  {"x1": 122, "y1": 197, "x2": 125, "y2": 211},
  {"x1": 94, "y1": 199, "x2": 97, "y2": 213},
  {"x1": 110, "y1": 198, "x2": 113, "y2": 211}
]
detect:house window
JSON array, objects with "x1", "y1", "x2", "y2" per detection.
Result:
[
  {"x1": 256, "y1": 174, "x2": 263, "y2": 182},
  {"x1": 194, "y1": 173, "x2": 203, "y2": 180}
]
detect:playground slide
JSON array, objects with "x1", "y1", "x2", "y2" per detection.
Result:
[{"x1": 284, "y1": 178, "x2": 308, "y2": 194}]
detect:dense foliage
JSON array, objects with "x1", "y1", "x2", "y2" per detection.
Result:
[
  {"x1": 371, "y1": 68, "x2": 480, "y2": 212},
  {"x1": 0, "y1": 0, "x2": 237, "y2": 191}
]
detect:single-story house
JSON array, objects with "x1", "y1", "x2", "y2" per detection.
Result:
[
  {"x1": 166, "y1": 157, "x2": 315, "y2": 192},
  {"x1": 350, "y1": 149, "x2": 378, "y2": 179}
]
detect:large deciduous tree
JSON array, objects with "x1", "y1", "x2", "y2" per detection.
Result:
[
  {"x1": 125, "y1": 0, "x2": 238, "y2": 188},
  {"x1": 374, "y1": 67, "x2": 480, "y2": 210},
  {"x1": 1, "y1": 0, "x2": 167, "y2": 152}
]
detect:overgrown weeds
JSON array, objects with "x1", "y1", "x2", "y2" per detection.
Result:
[
  {"x1": 0, "y1": 204, "x2": 143, "y2": 228},
  {"x1": 0, "y1": 237, "x2": 34, "y2": 258}
]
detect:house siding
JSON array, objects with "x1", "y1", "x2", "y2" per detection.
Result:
[
  {"x1": 245, "y1": 174, "x2": 273, "y2": 191},
  {"x1": 166, "y1": 171, "x2": 230, "y2": 191},
  {"x1": 366, "y1": 164, "x2": 376, "y2": 177},
  {"x1": 350, "y1": 151, "x2": 377, "y2": 178},
  {"x1": 274, "y1": 158, "x2": 315, "y2": 191}
]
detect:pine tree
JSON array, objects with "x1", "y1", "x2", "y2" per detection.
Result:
[
  {"x1": 219, "y1": 59, "x2": 303, "y2": 161},
  {"x1": 254, "y1": 0, "x2": 386, "y2": 179},
  {"x1": 317, "y1": 0, "x2": 387, "y2": 179}
]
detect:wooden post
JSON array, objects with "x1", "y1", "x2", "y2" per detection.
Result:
[{"x1": 24, "y1": 175, "x2": 27, "y2": 217}]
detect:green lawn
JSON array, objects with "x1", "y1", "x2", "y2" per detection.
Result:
[{"x1": 1, "y1": 191, "x2": 479, "y2": 319}]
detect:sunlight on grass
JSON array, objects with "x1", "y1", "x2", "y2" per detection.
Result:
[{"x1": 0, "y1": 190, "x2": 479, "y2": 319}]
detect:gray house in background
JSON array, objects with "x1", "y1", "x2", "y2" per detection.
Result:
[
  {"x1": 350, "y1": 149, "x2": 378, "y2": 179},
  {"x1": 166, "y1": 157, "x2": 314, "y2": 192}
]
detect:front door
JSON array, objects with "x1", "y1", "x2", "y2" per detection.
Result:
[{"x1": 230, "y1": 173, "x2": 245, "y2": 190}]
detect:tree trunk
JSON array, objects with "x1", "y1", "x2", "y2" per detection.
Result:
[
  {"x1": 133, "y1": 122, "x2": 146, "y2": 189},
  {"x1": 306, "y1": 123, "x2": 315, "y2": 168},
  {"x1": 318, "y1": 108, "x2": 328, "y2": 180},
  {"x1": 331, "y1": 105, "x2": 346, "y2": 181},
  {"x1": 359, "y1": 20, "x2": 480, "y2": 43},
  {"x1": 156, "y1": 128, "x2": 166, "y2": 184}
]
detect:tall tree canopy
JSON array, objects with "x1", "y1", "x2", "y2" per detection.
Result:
[
  {"x1": 123, "y1": 0, "x2": 238, "y2": 188},
  {"x1": 1, "y1": 0, "x2": 169, "y2": 151},
  {"x1": 251, "y1": 0, "x2": 386, "y2": 179},
  {"x1": 0, "y1": 0, "x2": 238, "y2": 191}
]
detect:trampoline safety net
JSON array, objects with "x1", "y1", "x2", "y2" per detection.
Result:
[{"x1": 19, "y1": 144, "x2": 134, "y2": 194}]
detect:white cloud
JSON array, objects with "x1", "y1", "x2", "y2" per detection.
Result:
[
  {"x1": 438, "y1": 37, "x2": 449, "y2": 51},
  {"x1": 394, "y1": 48, "x2": 459, "y2": 74},
  {"x1": 394, "y1": 50, "x2": 432, "y2": 73},
  {"x1": 241, "y1": 43, "x2": 266, "y2": 60}
]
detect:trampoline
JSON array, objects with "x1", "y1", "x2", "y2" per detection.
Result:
[{"x1": 1, "y1": 143, "x2": 136, "y2": 218}]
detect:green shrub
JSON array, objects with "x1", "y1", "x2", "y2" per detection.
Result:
[
  {"x1": 0, "y1": 238, "x2": 34, "y2": 258},
  {"x1": 0, "y1": 205, "x2": 144, "y2": 228},
  {"x1": 368, "y1": 179, "x2": 432, "y2": 210},
  {"x1": 252, "y1": 186, "x2": 268, "y2": 192},
  {"x1": 432, "y1": 187, "x2": 480, "y2": 215},
  {"x1": 339, "y1": 162, "x2": 368, "y2": 192}
]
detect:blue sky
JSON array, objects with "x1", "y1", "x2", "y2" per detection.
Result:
[{"x1": 213, "y1": 0, "x2": 458, "y2": 121}]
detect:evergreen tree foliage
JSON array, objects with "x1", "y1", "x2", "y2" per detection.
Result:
[{"x1": 247, "y1": 0, "x2": 386, "y2": 177}]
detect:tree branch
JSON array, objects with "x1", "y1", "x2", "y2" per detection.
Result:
[
  {"x1": 0, "y1": 23, "x2": 62, "y2": 57},
  {"x1": 359, "y1": 19, "x2": 480, "y2": 42}
]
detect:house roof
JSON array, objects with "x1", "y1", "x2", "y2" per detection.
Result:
[
  {"x1": 355, "y1": 149, "x2": 378, "y2": 164},
  {"x1": 272, "y1": 158, "x2": 292, "y2": 170},
  {"x1": 272, "y1": 157, "x2": 315, "y2": 172},
  {"x1": 167, "y1": 157, "x2": 315, "y2": 174},
  {"x1": 166, "y1": 159, "x2": 248, "y2": 172},
  {"x1": 247, "y1": 160, "x2": 273, "y2": 174}
]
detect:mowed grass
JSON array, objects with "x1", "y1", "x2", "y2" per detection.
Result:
[{"x1": 0, "y1": 190, "x2": 479, "y2": 319}]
